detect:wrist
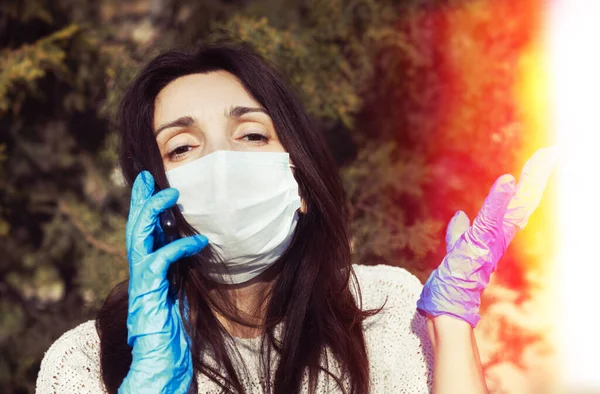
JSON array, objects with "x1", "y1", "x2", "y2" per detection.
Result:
[
  {"x1": 417, "y1": 275, "x2": 482, "y2": 328},
  {"x1": 426, "y1": 315, "x2": 488, "y2": 394},
  {"x1": 426, "y1": 314, "x2": 474, "y2": 348},
  {"x1": 121, "y1": 343, "x2": 192, "y2": 394},
  {"x1": 119, "y1": 369, "x2": 191, "y2": 394}
]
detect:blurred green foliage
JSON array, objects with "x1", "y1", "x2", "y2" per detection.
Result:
[{"x1": 0, "y1": 0, "x2": 544, "y2": 392}]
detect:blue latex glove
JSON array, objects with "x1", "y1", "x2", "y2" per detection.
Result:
[
  {"x1": 119, "y1": 171, "x2": 208, "y2": 394},
  {"x1": 417, "y1": 147, "x2": 557, "y2": 327}
]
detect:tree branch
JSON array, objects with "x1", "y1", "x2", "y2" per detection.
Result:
[{"x1": 57, "y1": 200, "x2": 126, "y2": 259}]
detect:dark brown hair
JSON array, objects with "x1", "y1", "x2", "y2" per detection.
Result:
[{"x1": 96, "y1": 43, "x2": 379, "y2": 394}]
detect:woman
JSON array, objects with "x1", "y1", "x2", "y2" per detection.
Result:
[{"x1": 36, "y1": 43, "x2": 556, "y2": 393}]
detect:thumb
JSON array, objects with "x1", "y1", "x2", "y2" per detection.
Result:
[
  {"x1": 445, "y1": 210, "x2": 471, "y2": 252},
  {"x1": 154, "y1": 234, "x2": 209, "y2": 275}
]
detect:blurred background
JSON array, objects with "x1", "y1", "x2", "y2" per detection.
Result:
[{"x1": 0, "y1": 0, "x2": 557, "y2": 393}]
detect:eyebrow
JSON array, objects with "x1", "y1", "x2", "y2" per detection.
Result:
[
  {"x1": 154, "y1": 106, "x2": 269, "y2": 136},
  {"x1": 227, "y1": 106, "x2": 268, "y2": 118}
]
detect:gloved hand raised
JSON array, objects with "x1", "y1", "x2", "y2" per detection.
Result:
[
  {"x1": 417, "y1": 147, "x2": 557, "y2": 327},
  {"x1": 119, "y1": 171, "x2": 208, "y2": 394}
]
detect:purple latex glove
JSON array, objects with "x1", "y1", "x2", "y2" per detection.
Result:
[{"x1": 417, "y1": 147, "x2": 558, "y2": 327}]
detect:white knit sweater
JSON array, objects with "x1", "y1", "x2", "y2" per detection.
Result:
[{"x1": 36, "y1": 264, "x2": 433, "y2": 393}]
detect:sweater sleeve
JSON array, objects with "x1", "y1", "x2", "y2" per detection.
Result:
[
  {"x1": 36, "y1": 320, "x2": 107, "y2": 394},
  {"x1": 352, "y1": 264, "x2": 434, "y2": 393}
]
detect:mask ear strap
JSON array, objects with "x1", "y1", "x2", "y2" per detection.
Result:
[{"x1": 289, "y1": 164, "x2": 296, "y2": 168}]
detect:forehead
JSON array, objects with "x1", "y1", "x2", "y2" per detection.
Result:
[{"x1": 153, "y1": 71, "x2": 260, "y2": 126}]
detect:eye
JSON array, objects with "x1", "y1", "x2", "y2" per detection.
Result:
[
  {"x1": 240, "y1": 132, "x2": 269, "y2": 143},
  {"x1": 167, "y1": 145, "x2": 193, "y2": 160}
]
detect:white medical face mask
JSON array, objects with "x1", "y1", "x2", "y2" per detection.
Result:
[{"x1": 165, "y1": 150, "x2": 302, "y2": 284}]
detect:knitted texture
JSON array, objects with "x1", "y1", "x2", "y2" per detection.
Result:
[{"x1": 36, "y1": 264, "x2": 433, "y2": 393}]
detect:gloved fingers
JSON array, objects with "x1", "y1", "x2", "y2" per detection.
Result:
[
  {"x1": 445, "y1": 210, "x2": 470, "y2": 252},
  {"x1": 469, "y1": 174, "x2": 516, "y2": 247},
  {"x1": 504, "y1": 146, "x2": 558, "y2": 231},
  {"x1": 130, "y1": 188, "x2": 180, "y2": 257},
  {"x1": 153, "y1": 235, "x2": 209, "y2": 275},
  {"x1": 126, "y1": 171, "x2": 155, "y2": 250},
  {"x1": 129, "y1": 171, "x2": 155, "y2": 217}
]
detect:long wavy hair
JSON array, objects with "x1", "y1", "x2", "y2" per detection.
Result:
[{"x1": 96, "y1": 43, "x2": 379, "y2": 394}]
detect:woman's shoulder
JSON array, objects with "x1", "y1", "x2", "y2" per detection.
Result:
[
  {"x1": 351, "y1": 264, "x2": 424, "y2": 309},
  {"x1": 351, "y1": 264, "x2": 433, "y2": 392},
  {"x1": 36, "y1": 319, "x2": 106, "y2": 393},
  {"x1": 350, "y1": 263, "x2": 425, "y2": 330}
]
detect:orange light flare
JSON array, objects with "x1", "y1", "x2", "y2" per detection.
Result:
[
  {"x1": 428, "y1": 0, "x2": 556, "y2": 274},
  {"x1": 416, "y1": 0, "x2": 560, "y2": 392},
  {"x1": 513, "y1": 5, "x2": 557, "y2": 272}
]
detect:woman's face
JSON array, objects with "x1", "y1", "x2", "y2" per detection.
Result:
[{"x1": 153, "y1": 71, "x2": 286, "y2": 171}]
